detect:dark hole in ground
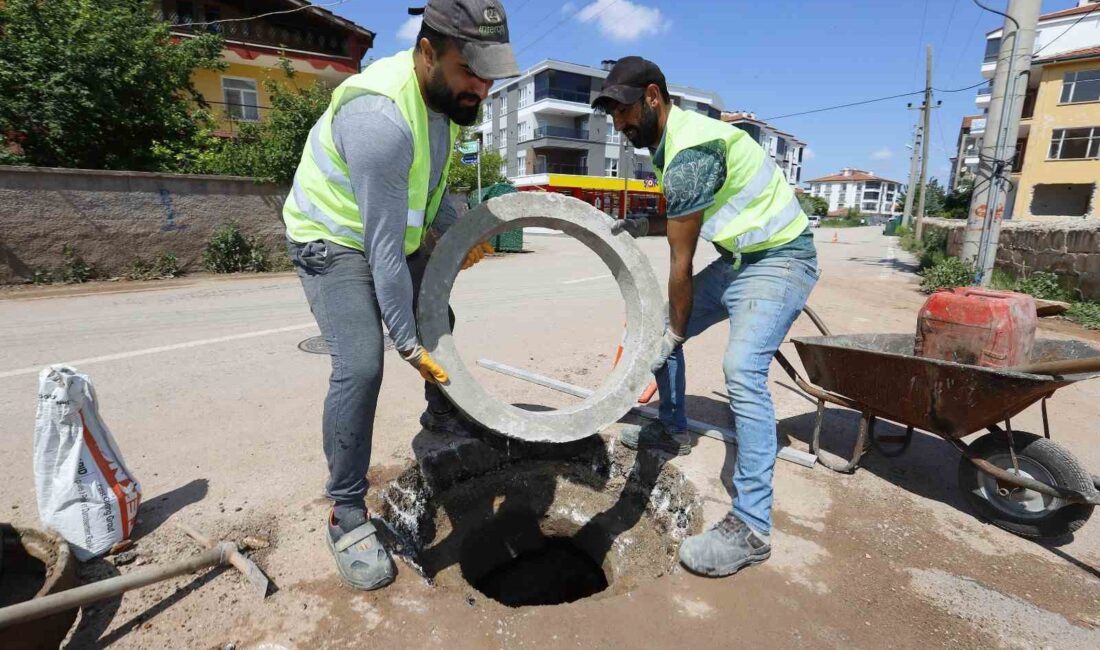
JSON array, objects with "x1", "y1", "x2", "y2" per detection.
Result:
[
  {"x1": 0, "y1": 544, "x2": 47, "y2": 607},
  {"x1": 471, "y1": 536, "x2": 608, "y2": 607}
]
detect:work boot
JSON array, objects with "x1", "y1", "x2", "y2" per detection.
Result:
[
  {"x1": 419, "y1": 408, "x2": 481, "y2": 438},
  {"x1": 618, "y1": 420, "x2": 692, "y2": 456},
  {"x1": 326, "y1": 508, "x2": 396, "y2": 591},
  {"x1": 678, "y1": 513, "x2": 771, "y2": 577}
]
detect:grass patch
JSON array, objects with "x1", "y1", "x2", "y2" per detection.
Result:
[
  {"x1": 126, "y1": 253, "x2": 182, "y2": 280},
  {"x1": 919, "y1": 256, "x2": 975, "y2": 294},
  {"x1": 1066, "y1": 302, "x2": 1100, "y2": 330},
  {"x1": 203, "y1": 223, "x2": 273, "y2": 273},
  {"x1": 820, "y1": 217, "x2": 865, "y2": 228}
]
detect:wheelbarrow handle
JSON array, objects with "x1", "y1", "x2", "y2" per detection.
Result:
[{"x1": 1009, "y1": 357, "x2": 1100, "y2": 377}]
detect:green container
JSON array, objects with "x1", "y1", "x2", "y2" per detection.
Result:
[
  {"x1": 491, "y1": 229, "x2": 524, "y2": 253},
  {"x1": 883, "y1": 216, "x2": 900, "y2": 236}
]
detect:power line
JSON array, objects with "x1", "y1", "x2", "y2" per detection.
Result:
[
  {"x1": 912, "y1": 0, "x2": 931, "y2": 88},
  {"x1": 937, "y1": 0, "x2": 961, "y2": 56},
  {"x1": 764, "y1": 80, "x2": 985, "y2": 122},
  {"x1": 515, "y1": 0, "x2": 622, "y2": 56},
  {"x1": 176, "y1": 0, "x2": 352, "y2": 28},
  {"x1": 948, "y1": 8, "x2": 986, "y2": 84},
  {"x1": 1033, "y1": 1, "x2": 1100, "y2": 57}
]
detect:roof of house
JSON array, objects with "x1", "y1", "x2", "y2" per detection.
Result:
[
  {"x1": 806, "y1": 171, "x2": 901, "y2": 185},
  {"x1": 1034, "y1": 44, "x2": 1100, "y2": 64},
  {"x1": 987, "y1": 2, "x2": 1100, "y2": 35},
  {"x1": 283, "y1": 0, "x2": 375, "y2": 40}
]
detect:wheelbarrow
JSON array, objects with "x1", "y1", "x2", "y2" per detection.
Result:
[{"x1": 777, "y1": 307, "x2": 1100, "y2": 540}]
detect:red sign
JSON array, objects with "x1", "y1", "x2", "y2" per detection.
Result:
[{"x1": 975, "y1": 204, "x2": 988, "y2": 218}]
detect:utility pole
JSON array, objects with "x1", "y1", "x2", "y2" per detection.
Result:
[
  {"x1": 901, "y1": 123, "x2": 923, "y2": 229},
  {"x1": 915, "y1": 45, "x2": 934, "y2": 241},
  {"x1": 961, "y1": 0, "x2": 1041, "y2": 285}
]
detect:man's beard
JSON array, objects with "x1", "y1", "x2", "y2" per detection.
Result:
[
  {"x1": 425, "y1": 66, "x2": 481, "y2": 126},
  {"x1": 625, "y1": 101, "x2": 660, "y2": 149}
]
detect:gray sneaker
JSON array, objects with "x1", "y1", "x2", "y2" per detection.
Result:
[
  {"x1": 678, "y1": 513, "x2": 771, "y2": 577},
  {"x1": 326, "y1": 510, "x2": 396, "y2": 591},
  {"x1": 618, "y1": 420, "x2": 692, "y2": 456},
  {"x1": 419, "y1": 409, "x2": 480, "y2": 438}
]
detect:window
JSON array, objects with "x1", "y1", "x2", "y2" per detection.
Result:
[
  {"x1": 501, "y1": 93, "x2": 508, "y2": 114},
  {"x1": 1048, "y1": 127, "x2": 1100, "y2": 160},
  {"x1": 175, "y1": 1, "x2": 194, "y2": 24},
  {"x1": 500, "y1": 162, "x2": 508, "y2": 178},
  {"x1": 498, "y1": 128, "x2": 507, "y2": 150},
  {"x1": 517, "y1": 150, "x2": 527, "y2": 174},
  {"x1": 983, "y1": 37, "x2": 1000, "y2": 63},
  {"x1": 518, "y1": 84, "x2": 532, "y2": 108},
  {"x1": 484, "y1": 130, "x2": 492, "y2": 147},
  {"x1": 483, "y1": 101, "x2": 492, "y2": 123},
  {"x1": 606, "y1": 117, "x2": 620, "y2": 144},
  {"x1": 222, "y1": 77, "x2": 259, "y2": 121},
  {"x1": 605, "y1": 157, "x2": 619, "y2": 177},
  {"x1": 203, "y1": 4, "x2": 221, "y2": 32},
  {"x1": 518, "y1": 120, "x2": 532, "y2": 142},
  {"x1": 1060, "y1": 70, "x2": 1100, "y2": 104}
]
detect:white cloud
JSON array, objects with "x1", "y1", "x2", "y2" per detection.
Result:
[
  {"x1": 871, "y1": 147, "x2": 894, "y2": 161},
  {"x1": 576, "y1": 0, "x2": 667, "y2": 42},
  {"x1": 397, "y1": 16, "x2": 422, "y2": 42},
  {"x1": 802, "y1": 147, "x2": 816, "y2": 161},
  {"x1": 562, "y1": 2, "x2": 577, "y2": 15}
]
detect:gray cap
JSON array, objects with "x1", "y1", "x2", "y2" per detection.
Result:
[{"x1": 409, "y1": 0, "x2": 520, "y2": 80}]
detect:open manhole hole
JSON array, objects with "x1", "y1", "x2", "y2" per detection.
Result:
[
  {"x1": 298, "y1": 335, "x2": 394, "y2": 354},
  {"x1": 369, "y1": 432, "x2": 701, "y2": 608}
]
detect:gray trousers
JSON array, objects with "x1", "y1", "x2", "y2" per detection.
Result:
[{"x1": 289, "y1": 239, "x2": 454, "y2": 507}]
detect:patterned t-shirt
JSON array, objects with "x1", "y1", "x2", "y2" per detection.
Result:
[{"x1": 652, "y1": 132, "x2": 815, "y2": 261}]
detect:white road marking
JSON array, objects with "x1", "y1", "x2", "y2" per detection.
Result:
[
  {"x1": 562, "y1": 274, "x2": 611, "y2": 285},
  {"x1": 0, "y1": 323, "x2": 317, "y2": 379}
]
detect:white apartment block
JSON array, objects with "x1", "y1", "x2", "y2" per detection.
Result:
[
  {"x1": 805, "y1": 168, "x2": 902, "y2": 219},
  {"x1": 721, "y1": 112, "x2": 806, "y2": 185},
  {"x1": 475, "y1": 59, "x2": 724, "y2": 181}
]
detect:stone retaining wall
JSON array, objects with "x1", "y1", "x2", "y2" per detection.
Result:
[{"x1": 923, "y1": 217, "x2": 1100, "y2": 300}]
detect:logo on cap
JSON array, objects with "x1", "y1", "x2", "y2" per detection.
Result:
[{"x1": 483, "y1": 6, "x2": 503, "y2": 24}]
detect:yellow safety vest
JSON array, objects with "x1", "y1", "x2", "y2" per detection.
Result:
[
  {"x1": 283, "y1": 49, "x2": 460, "y2": 255},
  {"x1": 655, "y1": 105, "x2": 807, "y2": 255}
]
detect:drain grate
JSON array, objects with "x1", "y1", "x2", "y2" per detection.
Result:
[{"x1": 298, "y1": 335, "x2": 395, "y2": 354}]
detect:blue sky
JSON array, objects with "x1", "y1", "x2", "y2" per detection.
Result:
[{"x1": 335, "y1": 0, "x2": 1081, "y2": 185}]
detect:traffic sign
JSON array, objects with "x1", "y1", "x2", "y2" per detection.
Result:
[
  {"x1": 457, "y1": 140, "x2": 480, "y2": 155},
  {"x1": 461, "y1": 154, "x2": 478, "y2": 165}
]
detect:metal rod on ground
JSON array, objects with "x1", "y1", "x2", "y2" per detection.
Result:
[
  {"x1": 914, "y1": 45, "x2": 933, "y2": 241},
  {"x1": 177, "y1": 522, "x2": 270, "y2": 599},
  {"x1": 0, "y1": 544, "x2": 232, "y2": 629},
  {"x1": 476, "y1": 358, "x2": 818, "y2": 468}
]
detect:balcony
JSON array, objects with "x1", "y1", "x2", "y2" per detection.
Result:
[
  {"x1": 166, "y1": 13, "x2": 352, "y2": 59},
  {"x1": 530, "y1": 87, "x2": 593, "y2": 117},
  {"x1": 976, "y1": 85, "x2": 992, "y2": 108},
  {"x1": 971, "y1": 118, "x2": 987, "y2": 135},
  {"x1": 530, "y1": 125, "x2": 590, "y2": 141},
  {"x1": 535, "y1": 163, "x2": 588, "y2": 175}
]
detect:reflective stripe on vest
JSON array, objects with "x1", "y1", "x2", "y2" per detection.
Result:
[{"x1": 656, "y1": 106, "x2": 807, "y2": 255}]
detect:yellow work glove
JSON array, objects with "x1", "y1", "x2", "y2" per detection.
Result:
[
  {"x1": 400, "y1": 346, "x2": 449, "y2": 384},
  {"x1": 461, "y1": 241, "x2": 494, "y2": 270}
]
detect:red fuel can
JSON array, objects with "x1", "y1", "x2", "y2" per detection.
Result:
[{"x1": 915, "y1": 288, "x2": 1036, "y2": 368}]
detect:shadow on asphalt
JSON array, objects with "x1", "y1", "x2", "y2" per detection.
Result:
[
  {"x1": 845, "y1": 255, "x2": 920, "y2": 274},
  {"x1": 130, "y1": 478, "x2": 210, "y2": 542}
]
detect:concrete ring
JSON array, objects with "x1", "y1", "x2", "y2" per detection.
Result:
[{"x1": 418, "y1": 192, "x2": 664, "y2": 443}]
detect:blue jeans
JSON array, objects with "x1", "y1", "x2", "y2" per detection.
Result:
[{"x1": 656, "y1": 254, "x2": 818, "y2": 535}]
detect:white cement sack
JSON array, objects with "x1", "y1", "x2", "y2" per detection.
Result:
[{"x1": 34, "y1": 366, "x2": 142, "y2": 561}]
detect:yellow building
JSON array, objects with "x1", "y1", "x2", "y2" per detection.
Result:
[
  {"x1": 1012, "y1": 46, "x2": 1100, "y2": 220},
  {"x1": 161, "y1": 1, "x2": 374, "y2": 134}
]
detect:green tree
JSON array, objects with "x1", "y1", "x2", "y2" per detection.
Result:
[
  {"x1": 941, "y1": 176, "x2": 974, "y2": 218},
  {"x1": 187, "y1": 59, "x2": 331, "y2": 184},
  {"x1": 447, "y1": 130, "x2": 505, "y2": 192},
  {"x1": 895, "y1": 177, "x2": 947, "y2": 217},
  {"x1": 798, "y1": 193, "x2": 829, "y2": 216},
  {"x1": 0, "y1": 0, "x2": 224, "y2": 170}
]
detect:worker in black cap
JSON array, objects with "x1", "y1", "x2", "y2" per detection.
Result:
[
  {"x1": 283, "y1": 0, "x2": 517, "y2": 591},
  {"x1": 593, "y1": 57, "x2": 818, "y2": 579}
]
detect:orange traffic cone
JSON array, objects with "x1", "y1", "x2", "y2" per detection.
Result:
[{"x1": 831, "y1": 232, "x2": 838, "y2": 244}]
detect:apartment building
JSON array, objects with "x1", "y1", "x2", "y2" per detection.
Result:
[
  {"x1": 161, "y1": 1, "x2": 373, "y2": 133},
  {"x1": 721, "y1": 112, "x2": 806, "y2": 185},
  {"x1": 948, "y1": 115, "x2": 983, "y2": 191},
  {"x1": 805, "y1": 168, "x2": 902, "y2": 220},
  {"x1": 473, "y1": 59, "x2": 724, "y2": 216},
  {"x1": 966, "y1": 0, "x2": 1100, "y2": 219}
]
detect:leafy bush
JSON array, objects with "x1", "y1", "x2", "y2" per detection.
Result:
[
  {"x1": 203, "y1": 224, "x2": 271, "y2": 273},
  {"x1": 988, "y1": 268, "x2": 1016, "y2": 291},
  {"x1": 57, "y1": 244, "x2": 97, "y2": 283},
  {"x1": 1067, "y1": 302, "x2": 1100, "y2": 330},
  {"x1": 920, "y1": 256, "x2": 975, "y2": 294},
  {"x1": 1014, "y1": 271, "x2": 1072, "y2": 302},
  {"x1": 820, "y1": 217, "x2": 864, "y2": 228},
  {"x1": 126, "y1": 253, "x2": 182, "y2": 280},
  {"x1": 917, "y1": 229, "x2": 949, "y2": 270}
]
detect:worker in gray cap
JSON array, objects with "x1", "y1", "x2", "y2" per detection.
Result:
[
  {"x1": 593, "y1": 57, "x2": 818, "y2": 579},
  {"x1": 283, "y1": 0, "x2": 518, "y2": 591}
]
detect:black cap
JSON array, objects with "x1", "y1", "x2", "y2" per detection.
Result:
[
  {"x1": 591, "y1": 57, "x2": 667, "y2": 109},
  {"x1": 409, "y1": 0, "x2": 519, "y2": 80}
]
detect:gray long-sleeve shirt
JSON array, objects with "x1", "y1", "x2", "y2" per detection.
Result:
[{"x1": 331, "y1": 94, "x2": 457, "y2": 352}]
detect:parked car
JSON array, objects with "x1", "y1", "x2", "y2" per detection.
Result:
[{"x1": 807, "y1": 214, "x2": 822, "y2": 228}]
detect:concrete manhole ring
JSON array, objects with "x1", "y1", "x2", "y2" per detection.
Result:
[{"x1": 418, "y1": 192, "x2": 664, "y2": 443}]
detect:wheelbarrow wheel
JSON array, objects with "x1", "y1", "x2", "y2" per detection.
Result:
[{"x1": 958, "y1": 431, "x2": 1094, "y2": 539}]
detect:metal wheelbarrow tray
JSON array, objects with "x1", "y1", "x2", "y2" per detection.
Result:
[{"x1": 777, "y1": 316, "x2": 1100, "y2": 540}]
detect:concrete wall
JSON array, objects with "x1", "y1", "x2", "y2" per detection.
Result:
[
  {"x1": 0, "y1": 166, "x2": 287, "y2": 284},
  {"x1": 924, "y1": 217, "x2": 1100, "y2": 300},
  {"x1": 1011, "y1": 58, "x2": 1100, "y2": 221}
]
